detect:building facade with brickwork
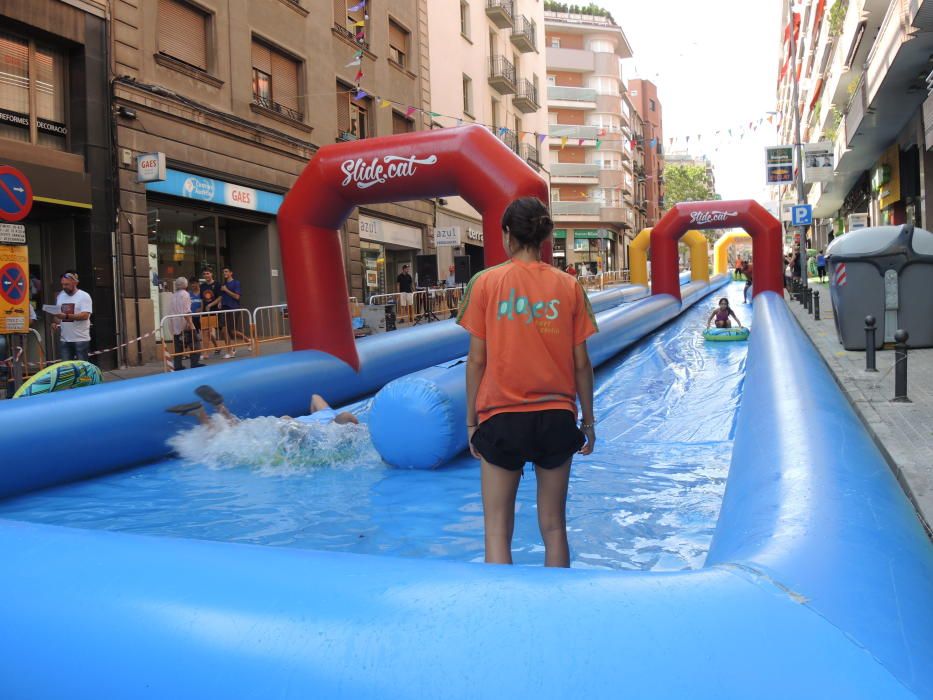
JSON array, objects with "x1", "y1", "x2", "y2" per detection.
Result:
[{"x1": 627, "y1": 78, "x2": 664, "y2": 227}]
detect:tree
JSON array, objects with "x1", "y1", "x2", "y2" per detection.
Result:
[{"x1": 663, "y1": 163, "x2": 719, "y2": 245}]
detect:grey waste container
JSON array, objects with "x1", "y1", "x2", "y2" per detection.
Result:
[{"x1": 826, "y1": 224, "x2": 933, "y2": 349}]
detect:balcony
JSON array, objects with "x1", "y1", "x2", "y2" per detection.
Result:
[
  {"x1": 485, "y1": 0, "x2": 513, "y2": 29},
  {"x1": 513, "y1": 79, "x2": 540, "y2": 113},
  {"x1": 520, "y1": 142, "x2": 540, "y2": 169},
  {"x1": 497, "y1": 128, "x2": 519, "y2": 153},
  {"x1": 252, "y1": 94, "x2": 303, "y2": 122},
  {"x1": 488, "y1": 55, "x2": 516, "y2": 94},
  {"x1": 547, "y1": 85, "x2": 597, "y2": 108},
  {"x1": 552, "y1": 201, "x2": 600, "y2": 218},
  {"x1": 551, "y1": 163, "x2": 599, "y2": 184},
  {"x1": 510, "y1": 16, "x2": 537, "y2": 53},
  {"x1": 546, "y1": 47, "x2": 595, "y2": 72},
  {"x1": 547, "y1": 123, "x2": 599, "y2": 142},
  {"x1": 600, "y1": 206, "x2": 628, "y2": 223}
]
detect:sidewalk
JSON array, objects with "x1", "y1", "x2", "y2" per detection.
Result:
[{"x1": 785, "y1": 282, "x2": 933, "y2": 536}]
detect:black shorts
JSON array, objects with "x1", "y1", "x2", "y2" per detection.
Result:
[{"x1": 471, "y1": 409, "x2": 584, "y2": 471}]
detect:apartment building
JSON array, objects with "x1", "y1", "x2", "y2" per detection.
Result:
[
  {"x1": 544, "y1": 9, "x2": 638, "y2": 274},
  {"x1": 0, "y1": 0, "x2": 117, "y2": 365},
  {"x1": 627, "y1": 93, "x2": 649, "y2": 235},
  {"x1": 428, "y1": 0, "x2": 548, "y2": 280},
  {"x1": 627, "y1": 78, "x2": 664, "y2": 226},
  {"x1": 779, "y1": 0, "x2": 933, "y2": 248},
  {"x1": 111, "y1": 0, "x2": 432, "y2": 362}
]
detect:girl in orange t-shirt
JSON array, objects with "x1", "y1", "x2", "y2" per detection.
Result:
[{"x1": 457, "y1": 197, "x2": 597, "y2": 567}]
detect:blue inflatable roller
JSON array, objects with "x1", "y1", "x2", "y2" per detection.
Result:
[{"x1": 370, "y1": 276, "x2": 729, "y2": 469}]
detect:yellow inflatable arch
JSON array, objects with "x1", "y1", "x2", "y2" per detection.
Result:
[
  {"x1": 713, "y1": 231, "x2": 752, "y2": 275},
  {"x1": 629, "y1": 228, "x2": 709, "y2": 286}
]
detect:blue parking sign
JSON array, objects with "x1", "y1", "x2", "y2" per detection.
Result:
[{"x1": 791, "y1": 204, "x2": 813, "y2": 226}]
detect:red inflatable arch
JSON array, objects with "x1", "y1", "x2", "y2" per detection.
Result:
[
  {"x1": 277, "y1": 125, "x2": 549, "y2": 371},
  {"x1": 650, "y1": 199, "x2": 783, "y2": 301}
]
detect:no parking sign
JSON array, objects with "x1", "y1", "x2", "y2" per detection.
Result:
[{"x1": 0, "y1": 245, "x2": 29, "y2": 333}]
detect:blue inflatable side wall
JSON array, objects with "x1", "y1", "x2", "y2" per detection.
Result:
[
  {"x1": 369, "y1": 276, "x2": 728, "y2": 469},
  {"x1": 1, "y1": 292, "x2": 930, "y2": 699}
]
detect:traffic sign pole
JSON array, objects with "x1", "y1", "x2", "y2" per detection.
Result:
[{"x1": 787, "y1": 0, "x2": 808, "y2": 293}]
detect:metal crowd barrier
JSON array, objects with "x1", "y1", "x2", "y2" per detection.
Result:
[
  {"x1": 252, "y1": 304, "x2": 291, "y2": 346},
  {"x1": 160, "y1": 308, "x2": 253, "y2": 371},
  {"x1": 1, "y1": 329, "x2": 46, "y2": 398}
]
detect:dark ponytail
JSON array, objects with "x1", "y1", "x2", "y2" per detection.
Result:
[{"x1": 501, "y1": 197, "x2": 553, "y2": 250}]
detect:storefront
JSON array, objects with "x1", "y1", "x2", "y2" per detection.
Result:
[
  {"x1": 434, "y1": 209, "x2": 485, "y2": 284},
  {"x1": 144, "y1": 168, "x2": 285, "y2": 333},
  {"x1": 358, "y1": 213, "x2": 424, "y2": 302},
  {"x1": 569, "y1": 228, "x2": 615, "y2": 275}
]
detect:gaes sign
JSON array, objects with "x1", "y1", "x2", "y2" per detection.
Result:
[{"x1": 137, "y1": 153, "x2": 167, "y2": 183}]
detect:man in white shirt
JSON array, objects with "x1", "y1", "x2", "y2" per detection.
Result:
[{"x1": 52, "y1": 271, "x2": 93, "y2": 362}]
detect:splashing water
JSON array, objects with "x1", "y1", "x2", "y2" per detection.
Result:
[{"x1": 167, "y1": 415, "x2": 383, "y2": 476}]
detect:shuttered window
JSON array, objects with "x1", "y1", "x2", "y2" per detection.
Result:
[
  {"x1": 336, "y1": 86, "x2": 351, "y2": 133},
  {"x1": 251, "y1": 39, "x2": 301, "y2": 119},
  {"x1": 158, "y1": 0, "x2": 209, "y2": 71},
  {"x1": 392, "y1": 111, "x2": 412, "y2": 134},
  {"x1": 388, "y1": 19, "x2": 409, "y2": 69}
]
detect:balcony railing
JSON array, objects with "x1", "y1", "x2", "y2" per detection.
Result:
[
  {"x1": 513, "y1": 79, "x2": 540, "y2": 113},
  {"x1": 497, "y1": 128, "x2": 519, "y2": 153},
  {"x1": 551, "y1": 163, "x2": 600, "y2": 179},
  {"x1": 488, "y1": 55, "x2": 516, "y2": 94},
  {"x1": 511, "y1": 16, "x2": 537, "y2": 53},
  {"x1": 252, "y1": 94, "x2": 303, "y2": 122},
  {"x1": 486, "y1": 0, "x2": 514, "y2": 29},
  {"x1": 552, "y1": 201, "x2": 600, "y2": 216},
  {"x1": 333, "y1": 22, "x2": 370, "y2": 50},
  {"x1": 547, "y1": 85, "x2": 598, "y2": 103},
  {"x1": 548, "y1": 124, "x2": 599, "y2": 141},
  {"x1": 520, "y1": 142, "x2": 540, "y2": 167}
]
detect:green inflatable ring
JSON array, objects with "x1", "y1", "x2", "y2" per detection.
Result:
[
  {"x1": 703, "y1": 327, "x2": 750, "y2": 342},
  {"x1": 13, "y1": 360, "x2": 103, "y2": 398}
]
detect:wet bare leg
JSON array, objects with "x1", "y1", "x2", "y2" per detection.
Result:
[
  {"x1": 309, "y1": 394, "x2": 330, "y2": 413},
  {"x1": 481, "y1": 459, "x2": 522, "y2": 564},
  {"x1": 534, "y1": 459, "x2": 572, "y2": 568}
]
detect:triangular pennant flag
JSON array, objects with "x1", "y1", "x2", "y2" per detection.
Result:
[
  {"x1": 429, "y1": 112, "x2": 441, "y2": 117},
  {"x1": 356, "y1": 31, "x2": 365, "y2": 40},
  {"x1": 354, "y1": 20, "x2": 366, "y2": 27},
  {"x1": 598, "y1": 129, "x2": 606, "y2": 137},
  {"x1": 560, "y1": 136, "x2": 568, "y2": 149},
  {"x1": 595, "y1": 138, "x2": 603, "y2": 150},
  {"x1": 346, "y1": 57, "x2": 361, "y2": 67},
  {"x1": 456, "y1": 118, "x2": 463, "y2": 126},
  {"x1": 649, "y1": 138, "x2": 657, "y2": 148},
  {"x1": 537, "y1": 133, "x2": 546, "y2": 144},
  {"x1": 498, "y1": 126, "x2": 507, "y2": 136},
  {"x1": 405, "y1": 106, "x2": 416, "y2": 117},
  {"x1": 349, "y1": 0, "x2": 366, "y2": 10},
  {"x1": 354, "y1": 89, "x2": 367, "y2": 100},
  {"x1": 355, "y1": 69, "x2": 363, "y2": 82},
  {"x1": 686, "y1": 136, "x2": 690, "y2": 143},
  {"x1": 577, "y1": 138, "x2": 584, "y2": 146},
  {"x1": 379, "y1": 99, "x2": 391, "y2": 108}
]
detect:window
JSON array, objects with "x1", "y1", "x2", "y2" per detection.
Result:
[
  {"x1": 158, "y1": 0, "x2": 209, "y2": 71},
  {"x1": 547, "y1": 74, "x2": 556, "y2": 86},
  {"x1": 462, "y1": 74, "x2": 473, "y2": 116},
  {"x1": 251, "y1": 40, "x2": 302, "y2": 120},
  {"x1": 460, "y1": 1, "x2": 470, "y2": 38},
  {"x1": 550, "y1": 37, "x2": 560, "y2": 48},
  {"x1": 490, "y1": 98, "x2": 499, "y2": 128},
  {"x1": 389, "y1": 19, "x2": 410, "y2": 69},
  {"x1": 649, "y1": 98, "x2": 656, "y2": 112},
  {"x1": 587, "y1": 39, "x2": 613, "y2": 53},
  {"x1": 392, "y1": 111, "x2": 413, "y2": 134},
  {"x1": 0, "y1": 31, "x2": 67, "y2": 150},
  {"x1": 551, "y1": 188, "x2": 560, "y2": 201},
  {"x1": 333, "y1": 0, "x2": 369, "y2": 48},
  {"x1": 337, "y1": 84, "x2": 370, "y2": 140},
  {"x1": 587, "y1": 76, "x2": 619, "y2": 96}
]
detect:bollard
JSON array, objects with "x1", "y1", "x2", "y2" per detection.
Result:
[
  {"x1": 893, "y1": 329, "x2": 910, "y2": 403},
  {"x1": 806, "y1": 288, "x2": 814, "y2": 314},
  {"x1": 865, "y1": 316, "x2": 878, "y2": 372},
  {"x1": 813, "y1": 290, "x2": 820, "y2": 320}
]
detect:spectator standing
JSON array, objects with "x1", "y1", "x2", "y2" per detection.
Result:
[
  {"x1": 169, "y1": 277, "x2": 202, "y2": 370},
  {"x1": 219, "y1": 266, "x2": 250, "y2": 357},
  {"x1": 188, "y1": 280, "x2": 204, "y2": 360},
  {"x1": 200, "y1": 269, "x2": 222, "y2": 357},
  {"x1": 816, "y1": 250, "x2": 827, "y2": 283},
  {"x1": 458, "y1": 197, "x2": 597, "y2": 568},
  {"x1": 397, "y1": 263, "x2": 415, "y2": 323},
  {"x1": 52, "y1": 271, "x2": 93, "y2": 362}
]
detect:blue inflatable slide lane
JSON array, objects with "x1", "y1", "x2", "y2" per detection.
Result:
[
  {"x1": 0, "y1": 290, "x2": 931, "y2": 698},
  {"x1": 369, "y1": 275, "x2": 727, "y2": 469}
]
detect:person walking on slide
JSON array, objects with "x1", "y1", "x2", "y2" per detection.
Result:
[{"x1": 457, "y1": 197, "x2": 598, "y2": 568}]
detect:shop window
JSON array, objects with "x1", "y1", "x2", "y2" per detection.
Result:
[
  {"x1": 337, "y1": 84, "x2": 370, "y2": 140},
  {"x1": 158, "y1": 0, "x2": 210, "y2": 72},
  {"x1": 251, "y1": 39, "x2": 302, "y2": 121},
  {"x1": 333, "y1": 0, "x2": 369, "y2": 49},
  {"x1": 460, "y1": 1, "x2": 470, "y2": 39},
  {"x1": 649, "y1": 98, "x2": 656, "y2": 112},
  {"x1": 462, "y1": 74, "x2": 473, "y2": 116},
  {"x1": 389, "y1": 19, "x2": 410, "y2": 69},
  {"x1": 392, "y1": 111, "x2": 413, "y2": 134},
  {"x1": 0, "y1": 31, "x2": 67, "y2": 150}
]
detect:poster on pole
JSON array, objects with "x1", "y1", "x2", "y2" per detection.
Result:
[
  {"x1": 766, "y1": 145, "x2": 794, "y2": 185},
  {"x1": 803, "y1": 142, "x2": 834, "y2": 183}
]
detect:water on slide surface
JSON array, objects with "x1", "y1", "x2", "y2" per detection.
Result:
[{"x1": 0, "y1": 284, "x2": 751, "y2": 570}]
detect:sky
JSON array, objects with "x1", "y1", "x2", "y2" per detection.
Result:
[{"x1": 608, "y1": 0, "x2": 783, "y2": 202}]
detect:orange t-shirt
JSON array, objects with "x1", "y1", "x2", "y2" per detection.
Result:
[{"x1": 457, "y1": 259, "x2": 598, "y2": 423}]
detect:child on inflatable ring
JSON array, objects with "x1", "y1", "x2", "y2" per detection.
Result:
[{"x1": 706, "y1": 298, "x2": 743, "y2": 330}]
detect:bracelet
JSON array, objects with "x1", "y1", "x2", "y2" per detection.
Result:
[
  {"x1": 466, "y1": 423, "x2": 477, "y2": 428},
  {"x1": 580, "y1": 420, "x2": 596, "y2": 429}
]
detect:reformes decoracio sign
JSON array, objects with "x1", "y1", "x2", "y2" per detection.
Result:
[{"x1": 0, "y1": 107, "x2": 68, "y2": 137}]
